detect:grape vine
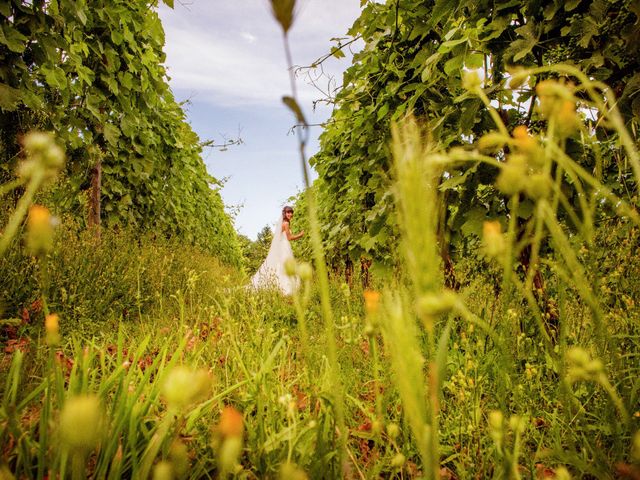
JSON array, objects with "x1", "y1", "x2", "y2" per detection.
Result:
[
  {"x1": 0, "y1": 0, "x2": 241, "y2": 265},
  {"x1": 299, "y1": 0, "x2": 640, "y2": 277}
]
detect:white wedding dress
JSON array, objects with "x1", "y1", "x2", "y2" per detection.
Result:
[{"x1": 251, "y1": 218, "x2": 299, "y2": 295}]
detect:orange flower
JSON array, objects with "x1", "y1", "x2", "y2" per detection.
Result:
[
  {"x1": 218, "y1": 406, "x2": 243, "y2": 438},
  {"x1": 45, "y1": 313, "x2": 60, "y2": 345},
  {"x1": 363, "y1": 290, "x2": 380, "y2": 315}
]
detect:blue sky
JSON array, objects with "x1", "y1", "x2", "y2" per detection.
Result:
[{"x1": 157, "y1": 1, "x2": 363, "y2": 239}]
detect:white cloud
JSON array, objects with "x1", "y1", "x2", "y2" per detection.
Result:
[
  {"x1": 158, "y1": 0, "x2": 362, "y2": 108},
  {"x1": 241, "y1": 31, "x2": 257, "y2": 43},
  {"x1": 162, "y1": 24, "x2": 290, "y2": 107}
]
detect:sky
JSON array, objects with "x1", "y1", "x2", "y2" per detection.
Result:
[{"x1": 157, "y1": 1, "x2": 363, "y2": 239}]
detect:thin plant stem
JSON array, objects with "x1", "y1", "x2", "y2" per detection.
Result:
[{"x1": 280, "y1": 30, "x2": 346, "y2": 472}]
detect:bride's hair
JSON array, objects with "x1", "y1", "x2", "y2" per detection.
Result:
[{"x1": 282, "y1": 206, "x2": 294, "y2": 222}]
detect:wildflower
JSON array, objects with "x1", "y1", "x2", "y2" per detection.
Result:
[
  {"x1": 462, "y1": 70, "x2": 482, "y2": 92},
  {"x1": 218, "y1": 405, "x2": 244, "y2": 439},
  {"x1": 535, "y1": 81, "x2": 578, "y2": 138},
  {"x1": 508, "y1": 415, "x2": 526, "y2": 434},
  {"x1": 555, "y1": 100, "x2": 579, "y2": 138},
  {"x1": 512, "y1": 125, "x2": 528, "y2": 140},
  {"x1": 169, "y1": 440, "x2": 190, "y2": 477},
  {"x1": 371, "y1": 419, "x2": 383, "y2": 435},
  {"x1": 153, "y1": 461, "x2": 173, "y2": 480},
  {"x1": 488, "y1": 410, "x2": 504, "y2": 445},
  {"x1": 215, "y1": 406, "x2": 244, "y2": 477},
  {"x1": 390, "y1": 453, "x2": 406, "y2": 468},
  {"x1": 525, "y1": 172, "x2": 551, "y2": 200},
  {"x1": 59, "y1": 395, "x2": 104, "y2": 452},
  {"x1": 536, "y1": 80, "x2": 573, "y2": 104},
  {"x1": 45, "y1": 313, "x2": 61, "y2": 346},
  {"x1": 18, "y1": 132, "x2": 65, "y2": 180},
  {"x1": 554, "y1": 467, "x2": 572, "y2": 480},
  {"x1": 512, "y1": 126, "x2": 544, "y2": 168},
  {"x1": 482, "y1": 221, "x2": 505, "y2": 258},
  {"x1": 284, "y1": 258, "x2": 297, "y2": 277},
  {"x1": 297, "y1": 262, "x2": 312, "y2": 281},
  {"x1": 162, "y1": 366, "x2": 212, "y2": 411},
  {"x1": 525, "y1": 363, "x2": 538, "y2": 380},
  {"x1": 386, "y1": 423, "x2": 400, "y2": 439},
  {"x1": 26, "y1": 205, "x2": 55, "y2": 255},
  {"x1": 416, "y1": 290, "x2": 457, "y2": 317},
  {"x1": 478, "y1": 132, "x2": 507, "y2": 152},
  {"x1": 364, "y1": 321, "x2": 375, "y2": 337},
  {"x1": 279, "y1": 462, "x2": 308, "y2": 480},
  {"x1": 566, "y1": 347, "x2": 603, "y2": 382},
  {"x1": 363, "y1": 290, "x2": 381, "y2": 315},
  {"x1": 496, "y1": 154, "x2": 527, "y2": 196}
]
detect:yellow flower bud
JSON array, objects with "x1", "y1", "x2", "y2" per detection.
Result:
[
  {"x1": 555, "y1": 100, "x2": 578, "y2": 138},
  {"x1": 390, "y1": 453, "x2": 406, "y2": 468},
  {"x1": 279, "y1": 462, "x2": 308, "y2": 480},
  {"x1": 496, "y1": 155, "x2": 527, "y2": 196},
  {"x1": 566, "y1": 347, "x2": 591, "y2": 369},
  {"x1": 26, "y1": 205, "x2": 55, "y2": 255},
  {"x1": 525, "y1": 173, "x2": 551, "y2": 200},
  {"x1": 462, "y1": 70, "x2": 482, "y2": 92},
  {"x1": 364, "y1": 322, "x2": 375, "y2": 337},
  {"x1": 169, "y1": 440, "x2": 189, "y2": 478},
  {"x1": 297, "y1": 262, "x2": 312, "y2": 281},
  {"x1": 386, "y1": 423, "x2": 400, "y2": 439},
  {"x1": 162, "y1": 366, "x2": 212, "y2": 411},
  {"x1": 584, "y1": 359, "x2": 603, "y2": 375},
  {"x1": 363, "y1": 290, "x2": 381, "y2": 316},
  {"x1": 217, "y1": 436, "x2": 243, "y2": 477},
  {"x1": 536, "y1": 80, "x2": 573, "y2": 101},
  {"x1": 535, "y1": 81, "x2": 579, "y2": 137},
  {"x1": 416, "y1": 290, "x2": 457, "y2": 317},
  {"x1": 371, "y1": 419, "x2": 383, "y2": 436},
  {"x1": 478, "y1": 132, "x2": 508, "y2": 152},
  {"x1": 482, "y1": 221, "x2": 505, "y2": 259},
  {"x1": 19, "y1": 132, "x2": 65, "y2": 179},
  {"x1": 512, "y1": 127, "x2": 544, "y2": 168},
  {"x1": 284, "y1": 258, "x2": 297, "y2": 277},
  {"x1": 153, "y1": 461, "x2": 173, "y2": 480},
  {"x1": 488, "y1": 410, "x2": 503, "y2": 430},
  {"x1": 488, "y1": 410, "x2": 504, "y2": 444},
  {"x1": 59, "y1": 395, "x2": 104, "y2": 451},
  {"x1": 508, "y1": 415, "x2": 525, "y2": 433},
  {"x1": 554, "y1": 467, "x2": 572, "y2": 480},
  {"x1": 45, "y1": 313, "x2": 61, "y2": 345}
]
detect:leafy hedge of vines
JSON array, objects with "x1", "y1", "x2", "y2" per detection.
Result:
[
  {"x1": 0, "y1": 0, "x2": 241, "y2": 265},
  {"x1": 298, "y1": 0, "x2": 640, "y2": 271}
]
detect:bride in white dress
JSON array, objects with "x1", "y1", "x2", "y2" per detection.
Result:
[{"x1": 251, "y1": 206, "x2": 304, "y2": 295}]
